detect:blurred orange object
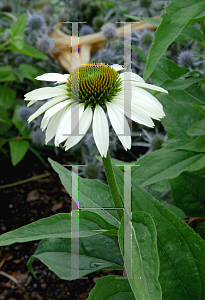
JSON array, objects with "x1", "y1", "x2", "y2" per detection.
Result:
[{"x1": 51, "y1": 21, "x2": 158, "y2": 72}]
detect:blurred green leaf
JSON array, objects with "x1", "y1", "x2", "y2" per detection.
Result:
[
  {"x1": 169, "y1": 172, "x2": 205, "y2": 217},
  {"x1": 132, "y1": 45, "x2": 147, "y2": 64},
  {"x1": 196, "y1": 222, "x2": 205, "y2": 239},
  {"x1": 178, "y1": 25, "x2": 205, "y2": 44},
  {"x1": 194, "y1": 54, "x2": 205, "y2": 59},
  {"x1": 186, "y1": 119, "x2": 205, "y2": 136},
  {"x1": 0, "y1": 108, "x2": 12, "y2": 126},
  {"x1": 87, "y1": 275, "x2": 134, "y2": 300},
  {"x1": 0, "y1": 12, "x2": 17, "y2": 21},
  {"x1": 8, "y1": 13, "x2": 27, "y2": 37},
  {"x1": 162, "y1": 71, "x2": 205, "y2": 91},
  {"x1": 18, "y1": 63, "x2": 43, "y2": 82},
  {"x1": 10, "y1": 37, "x2": 24, "y2": 50},
  {"x1": 7, "y1": 43, "x2": 48, "y2": 60},
  {"x1": 124, "y1": 15, "x2": 161, "y2": 27},
  {"x1": 0, "y1": 66, "x2": 17, "y2": 82},
  {"x1": 0, "y1": 86, "x2": 16, "y2": 109},
  {"x1": 144, "y1": 0, "x2": 205, "y2": 80},
  {"x1": 192, "y1": 103, "x2": 205, "y2": 115},
  {"x1": 9, "y1": 140, "x2": 29, "y2": 166},
  {"x1": 150, "y1": 58, "x2": 204, "y2": 139},
  {"x1": 177, "y1": 135, "x2": 205, "y2": 152}
]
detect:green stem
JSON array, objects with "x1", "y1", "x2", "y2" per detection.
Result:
[
  {"x1": 102, "y1": 150, "x2": 123, "y2": 221},
  {"x1": 0, "y1": 41, "x2": 9, "y2": 50}
]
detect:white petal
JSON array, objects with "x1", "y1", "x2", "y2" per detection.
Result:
[
  {"x1": 106, "y1": 102, "x2": 131, "y2": 151},
  {"x1": 35, "y1": 73, "x2": 69, "y2": 82},
  {"x1": 57, "y1": 104, "x2": 84, "y2": 145},
  {"x1": 45, "y1": 108, "x2": 67, "y2": 144},
  {"x1": 114, "y1": 92, "x2": 165, "y2": 120},
  {"x1": 24, "y1": 86, "x2": 67, "y2": 101},
  {"x1": 64, "y1": 106, "x2": 93, "y2": 151},
  {"x1": 117, "y1": 86, "x2": 164, "y2": 110},
  {"x1": 124, "y1": 81, "x2": 168, "y2": 93},
  {"x1": 120, "y1": 72, "x2": 145, "y2": 83},
  {"x1": 40, "y1": 100, "x2": 71, "y2": 130},
  {"x1": 114, "y1": 101, "x2": 155, "y2": 128},
  {"x1": 28, "y1": 95, "x2": 69, "y2": 123},
  {"x1": 92, "y1": 105, "x2": 109, "y2": 157},
  {"x1": 132, "y1": 86, "x2": 164, "y2": 109},
  {"x1": 110, "y1": 64, "x2": 124, "y2": 72},
  {"x1": 27, "y1": 100, "x2": 38, "y2": 107}
]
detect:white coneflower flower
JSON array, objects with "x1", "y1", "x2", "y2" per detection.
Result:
[{"x1": 24, "y1": 63, "x2": 167, "y2": 157}]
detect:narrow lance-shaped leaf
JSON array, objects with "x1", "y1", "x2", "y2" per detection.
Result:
[
  {"x1": 118, "y1": 212, "x2": 162, "y2": 300},
  {"x1": 0, "y1": 212, "x2": 118, "y2": 246},
  {"x1": 144, "y1": 0, "x2": 205, "y2": 80}
]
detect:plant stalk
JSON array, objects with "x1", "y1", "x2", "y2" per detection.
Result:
[{"x1": 102, "y1": 150, "x2": 123, "y2": 221}]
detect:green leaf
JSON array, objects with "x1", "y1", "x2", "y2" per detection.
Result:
[
  {"x1": 194, "y1": 54, "x2": 205, "y2": 59},
  {"x1": 162, "y1": 71, "x2": 205, "y2": 91},
  {"x1": 0, "y1": 123, "x2": 11, "y2": 135},
  {"x1": 113, "y1": 167, "x2": 205, "y2": 300},
  {"x1": 119, "y1": 212, "x2": 162, "y2": 300},
  {"x1": 18, "y1": 63, "x2": 43, "y2": 82},
  {"x1": 12, "y1": 104, "x2": 30, "y2": 137},
  {"x1": 0, "y1": 65, "x2": 17, "y2": 82},
  {"x1": 0, "y1": 212, "x2": 118, "y2": 246},
  {"x1": 8, "y1": 13, "x2": 27, "y2": 37},
  {"x1": 150, "y1": 57, "x2": 188, "y2": 86},
  {"x1": 169, "y1": 172, "x2": 205, "y2": 217},
  {"x1": 150, "y1": 59, "x2": 205, "y2": 138},
  {"x1": 196, "y1": 222, "x2": 205, "y2": 240},
  {"x1": 0, "y1": 109, "x2": 12, "y2": 126},
  {"x1": 177, "y1": 135, "x2": 205, "y2": 152},
  {"x1": 28, "y1": 235, "x2": 123, "y2": 280},
  {"x1": 192, "y1": 103, "x2": 205, "y2": 116},
  {"x1": 124, "y1": 15, "x2": 161, "y2": 27},
  {"x1": 0, "y1": 86, "x2": 16, "y2": 109},
  {"x1": 186, "y1": 119, "x2": 205, "y2": 136},
  {"x1": 7, "y1": 43, "x2": 48, "y2": 60},
  {"x1": 10, "y1": 37, "x2": 24, "y2": 50},
  {"x1": 0, "y1": 12, "x2": 17, "y2": 21},
  {"x1": 144, "y1": 0, "x2": 205, "y2": 80},
  {"x1": 149, "y1": 180, "x2": 171, "y2": 192},
  {"x1": 130, "y1": 139, "x2": 205, "y2": 187},
  {"x1": 87, "y1": 275, "x2": 134, "y2": 300},
  {"x1": 9, "y1": 140, "x2": 29, "y2": 166},
  {"x1": 157, "y1": 93, "x2": 204, "y2": 139},
  {"x1": 178, "y1": 25, "x2": 205, "y2": 44},
  {"x1": 48, "y1": 158, "x2": 120, "y2": 228},
  {"x1": 164, "y1": 204, "x2": 186, "y2": 220},
  {"x1": 132, "y1": 45, "x2": 147, "y2": 64}
]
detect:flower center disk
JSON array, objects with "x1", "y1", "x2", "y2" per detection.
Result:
[{"x1": 66, "y1": 63, "x2": 122, "y2": 109}]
